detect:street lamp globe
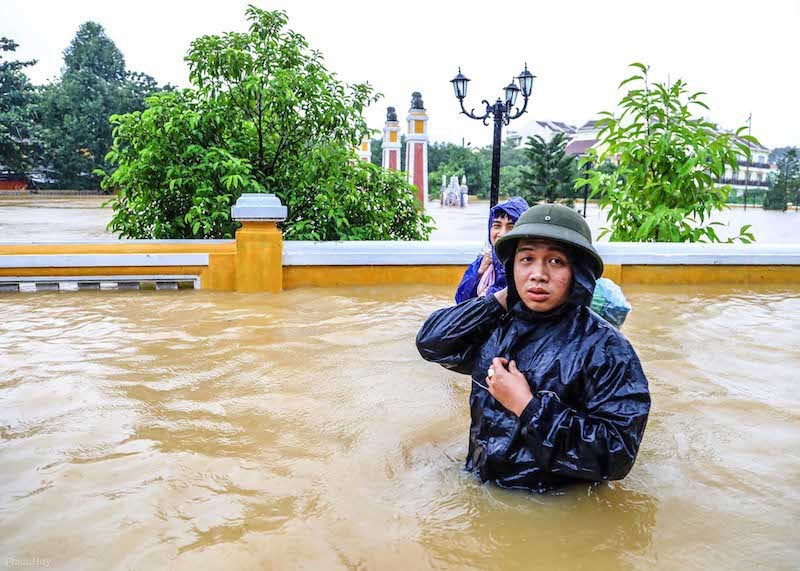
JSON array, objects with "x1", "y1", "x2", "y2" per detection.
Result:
[
  {"x1": 517, "y1": 64, "x2": 535, "y2": 97},
  {"x1": 504, "y1": 81, "x2": 520, "y2": 107},
  {"x1": 450, "y1": 63, "x2": 535, "y2": 208},
  {"x1": 450, "y1": 68, "x2": 470, "y2": 100}
]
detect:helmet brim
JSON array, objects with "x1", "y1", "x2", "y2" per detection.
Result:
[{"x1": 494, "y1": 222, "x2": 604, "y2": 279}]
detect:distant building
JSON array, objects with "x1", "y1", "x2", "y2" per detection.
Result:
[
  {"x1": 506, "y1": 115, "x2": 777, "y2": 201},
  {"x1": 712, "y1": 132, "x2": 775, "y2": 198},
  {"x1": 506, "y1": 120, "x2": 577, "y2": 147},
  {"x1": 0, "y1": 173, "x2": 29, "y2": 192},
  {"x1": 564, "y1": 120, "x2": 603, "y2": 158}
]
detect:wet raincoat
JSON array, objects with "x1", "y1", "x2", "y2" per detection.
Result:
[
  {"x1": 454, "y1": 197, "x2": 529, "y2": 303},
  {"x1": 417, "y1": 247, "x2": 650, "y2": 492}
]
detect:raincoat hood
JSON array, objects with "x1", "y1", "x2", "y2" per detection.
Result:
[
  {"x1": 487, "y1": 197, "x2": 529, "y2": 262},
  {"x1": 488, "y1": 197, "x2": 530, "y2": 238}
]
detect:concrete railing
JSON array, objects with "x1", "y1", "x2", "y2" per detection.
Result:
[
  {"x1": 2, "y1": 193, "x2": 800, "y2": 292},
  {"x1": 283, "y1": 241, "x2": 800, "y2": 266}
]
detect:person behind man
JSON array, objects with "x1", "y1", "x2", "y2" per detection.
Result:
[
  {"x1": 455, "y1": 197, "x2": 529, "y2": 304},
  {"x1": 417, "y1": 204, "x2": 650, "y2": 492},
  {"x1": 456, "y1": 197, "x2": 632, "y2": 328}
]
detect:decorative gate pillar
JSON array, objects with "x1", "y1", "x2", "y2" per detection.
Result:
[
  {"x1": 381, "y1": 107, "x2": 401, "y2": 171},
  {"x1": 357, "y1": 138, "x2": 371, "y2": 163},
  {"x1": 405, "y1": 92, "x2": 429, "y2": 207}
]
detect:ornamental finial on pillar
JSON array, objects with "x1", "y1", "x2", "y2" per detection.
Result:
[{"x1": 382, "y1": 105, "x2": 401, "y2": 171}]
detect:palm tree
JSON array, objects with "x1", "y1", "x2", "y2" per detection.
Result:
[{"x1": 520, "y1": 133, "x2": 576, "y2": 204}]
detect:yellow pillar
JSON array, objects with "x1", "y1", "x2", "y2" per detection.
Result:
[
  {"x1": 231, "y1": 193, "x2": 287, "y2": 293},
  {"x1": 235, "y1": 221, "x2": 283, "y2": 293}
]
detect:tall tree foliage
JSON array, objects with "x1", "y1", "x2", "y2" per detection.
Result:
[
  {"x1": 0, "y1": 37, "x2": 39, "y2": 175},
  {"x1": 427, "y1": 142, "x2": 490, "y2": 198},
  {"x1": 101, "y1": 7, "x2": 432, "y2": 240},
  {"x1": 768, "y1": 146, "x2": 796, "y2": 165},
  {"x1": 520, "y1": 133, "x2": 576, "y2": 203},
  {"x1": 577, "y1": 63, "x2": 756, "y2": 243},
  {"x1": 38, "y1": 22, "x2": 163, "y2": 189},
  {"x1": 763, "y1": 148, "x2": 799, "y2": 211}
]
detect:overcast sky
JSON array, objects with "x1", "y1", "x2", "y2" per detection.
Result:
[{"x1": 2, "y1": 0, "x2": 798, "y2": 148}]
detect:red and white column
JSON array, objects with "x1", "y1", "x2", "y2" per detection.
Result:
[
  {"x1": 404, "y1": 93, "x2": 429, "y2": 207},
  {"x1": 381, "y1": 107, "x2": 401, "y2": 171}
]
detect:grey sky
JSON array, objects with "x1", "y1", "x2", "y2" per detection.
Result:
[{"x1": 2, "y1": 0, "x2": 798, "y2": 148}]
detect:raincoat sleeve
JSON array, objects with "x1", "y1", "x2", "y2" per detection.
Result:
[
  {"x1": 517, "y1": 335, "x2": 650, "y2": 482},
  {"x1": 416, "y1": 295, "x2": 505, "y2": 375},
  {"x1": 455, "y1": 257, "x2": 483, "y2": 303}
]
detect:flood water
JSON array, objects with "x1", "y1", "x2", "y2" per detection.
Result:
[
  {"x1": 1, "y1": 284, "x2": 799, "y2": 569},
  {"x1": 2, "y1": 196, "x2": 800, "y2": 243},
  {"x1": 430, "y1": 200, "x2": 800, "y2": 243},
  {"x1": 0, "y1": 196, "x2": 114, "y2": 242}
]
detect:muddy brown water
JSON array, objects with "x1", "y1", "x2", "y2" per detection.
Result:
[
  {"x1": 1, "y1": 284, "x2": 798, "y2": 569},
  {"x1": 2, "y1": 196, "x2": 800, "y2": 243}
]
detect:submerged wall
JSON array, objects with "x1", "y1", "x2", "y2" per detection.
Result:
[
  {"x1": 1, "y1": 195, "x2": 799, "y2": 292},
  {"x1": 2, "y1": 240, "x2": 800, "y2": 293}
]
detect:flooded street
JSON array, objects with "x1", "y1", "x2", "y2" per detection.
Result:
[
  {"x1": 1, "y1": 284, "x2": 799, "y2": 569},
  {"x1": 1, "y1": 196, "x2": 800, "y2": 243},
  {"x1": 0, "y1": 196, "x2": 115, "y2": 242},
  {"x1": 429, "y1": 200, "x2": 800, "y2": 243}
]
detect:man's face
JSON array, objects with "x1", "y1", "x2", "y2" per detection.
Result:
[
  {"x1": 490, "y1": 214, "x2": 514, "y2": 247},
  {"x1": 513, "y1": 239, "x2": 573, "y2": 312}
]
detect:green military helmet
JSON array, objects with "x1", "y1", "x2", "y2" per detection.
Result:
[{"x1": 494, "y1": 203, "x2": 604, "y2": 278}]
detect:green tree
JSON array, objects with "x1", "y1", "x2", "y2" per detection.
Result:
[
  {"x1": 499, "y1": 165, "x2": 525, "y2": 196},
  {"x1": 428, "y1": 142, "x2": 489, "y2": 197},
  {"x1": 37, "y1": 22, "x2": 163, "y2": 189},
  {"x1": 577, "y1": 63, "x2": 756, "y2": 243},
  {"x1": 499, "y1": 141, "x2": 528, "y2": 169},
  {"x1": 520, "y1": 133, "x2": 576, "y2": 203},
  {"x1": 0, "y1": 37, "x2": 40, "y2": 175},
  {"x1": 63, "y1": 22, "x2": 126, "y2": 81},
  {"x1": 101, "y1": 7, "x2": 432, "y2": 240},
  {"x1": 763, "y1": 148, "x2": 799, "y2": 211},
  {"x1": 769, "y1": 146, "x2": 796, "y2": 164},
  {"x1": 103, "y1": 90, "x2": 260, "y2": 238}
]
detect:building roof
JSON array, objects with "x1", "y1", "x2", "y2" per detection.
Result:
[
  {"x1": 733, "y1": 136, "x2": 769, "y2": 153},
  {"x1": 708, "y1": 125, "x2": 770, "y2": 153},
  {"x1": 535, "y1": 120, "x2": 576, "y2": 133},
  {"x1": 579, "y1": 120, "x2": 599, "y2": 130},
  {"x1": 553, "y1": 121, "x2": 576, "y2": 132},
  {"x1": 565, "y1": 139, "x2": 598, "y2": 156}
]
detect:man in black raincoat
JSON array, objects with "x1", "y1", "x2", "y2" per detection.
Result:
[{"x1": 416, "y1": 204, "x2": 650, "y2": 492}]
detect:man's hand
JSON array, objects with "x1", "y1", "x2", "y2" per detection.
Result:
[
  {"x1": 478, "y1": 252, "x2": 492, "y2": 276},
  {"x1": 493, "y1": 287, "x2": 508, "y2": 310},
  {"x1": 486, "y1": 357, "x2": 533, "y2": 417}
]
